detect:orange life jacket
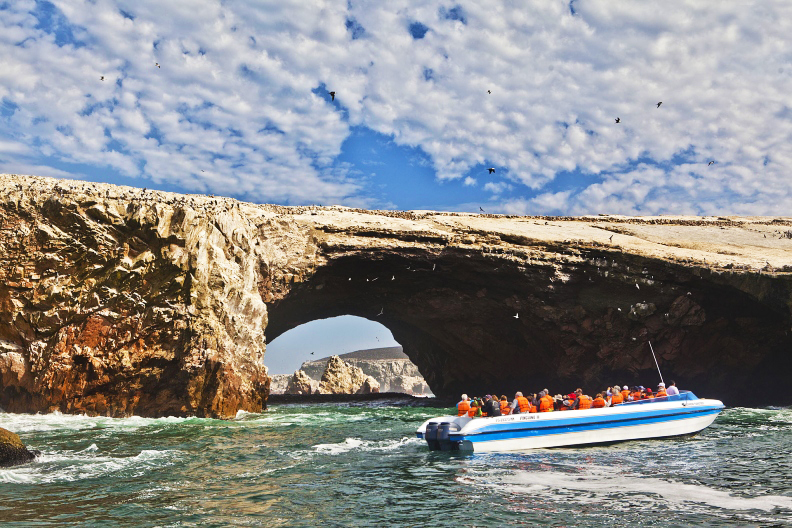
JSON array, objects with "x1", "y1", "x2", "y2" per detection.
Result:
[
  {"x1": 500, "y1": 401, "x2": 511, "y2": 415},
  {"x1": 577, "y1": 395, "x2": 592, "y2": 410},
  {"x1": 621, "y1": 389, "x2": 630, "y2": 400},
  {"x1": 458, "y1": 400, "x2": 470, "y2": 416},
  {"x1": 631, "y1": 391, "x2": 642, "y2": 401},
  {"x1": 468, "y1": 404, "x2": 479, "y2": 418},
  {"x1": 655, "y1": 389, "x2": 667, "y2": 398},
  {"x1": 517, "y1": 396, "x2": 532, "y2": 413},
  {"x1": 592, "y1": 397, "x2": 606, "y2": 408},
  {"x1": 539, "y1": 395, "x2": 554, "y2": 412},
  {"x1": 611, "y1": 392, "x2": 624, "y2": 405}
]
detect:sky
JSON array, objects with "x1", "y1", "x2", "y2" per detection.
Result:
[{"x1": 3, "y1": 1, "x2": 792, "y2": 367}]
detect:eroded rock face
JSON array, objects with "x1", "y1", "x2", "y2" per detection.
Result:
[
  {"x1": 2, "y1": 174, "x2": 792, "y2": 414},
  {"x1": 357, "y1": 376, "x2": 380, "y2": 394},
  {"x1": 318, "y1": 356, "x2": 367, "y2": 394},
  {"x1": 0, "y1": 427, "x2": 39, "y2": 468},
  {"x1": 284, "y1": 370, "x2": 315, "y2": 395}
]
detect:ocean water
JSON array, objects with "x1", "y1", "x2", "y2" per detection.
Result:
[{"x1": 1, "y1": 403, "x2": 791, "y2": 526}]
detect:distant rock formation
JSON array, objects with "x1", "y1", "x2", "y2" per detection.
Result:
[
  {"x1": 299, "y1": 347, "x2": 431, "y2": 395},
  {"x1": 0, "y1": 427, "x2": 39, "y2": 468},
  {"x1": 318, "y1": 356, "x2": 368, "y2": 394},
  {"x1": 284, "y1": 370, "x2": 316, "y2": 395},
  {"x1": 357, "y1": 375, "x2": 380, "y2": 394}
]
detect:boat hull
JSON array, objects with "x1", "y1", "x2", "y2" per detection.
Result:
[{"x1": 417, "y1": 392, "x2": 724, "y2": 453}]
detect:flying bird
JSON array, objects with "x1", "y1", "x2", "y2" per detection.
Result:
[
  {"x1": 708, "y1": 160, "x2": 716, "y2": 166},
  {"x1": 391, "y1": 275, "x2": 395, "y2": 280},
  {"x1": 156, "y1": 63, "x2": 160, "y2": 68},
  {"x1": 487, "y1": 168, "x2": 495, "y2": 174},
  {"x1": 377, "y1": 307, "x2": 384, "y2": 316},
  {"x1": 635, "y1": 283, "x2": 640, "y2": 290},
  {"x1": 479, "y1": 207, "x2": 485, "y2": 213},
  {"x1": 487, "y1": 90, "x2": 491, "y2": 94},
  {"x1": 100, "y1": 76, "x2": 105, "y2": 81},
  {"x1": 513, "y1": 313, "x2": 519, "y2": 319},
  {"x1": 615, "y1": 117, "x2": 620, "y2": 123},
  {"x1": 656, "y1": 101, "x2": 662, "y2": 108},
  {"x1": 432, "y1": 263, "x2": 436, "y2": 271},
  {"x1": 329, "y1": 91, "x2": 336, "y2": 101},
  {"x1": 310, "y1": 351, "x2": 315, "y2": 355}
]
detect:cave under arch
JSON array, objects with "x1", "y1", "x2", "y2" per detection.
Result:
[{"x1": 265, "y1": 247, "x2": 792, "y2": 406}]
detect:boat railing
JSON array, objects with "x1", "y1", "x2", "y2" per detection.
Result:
[{"x1": 618, "y1": 390, "x2": 697, "y2": 405}]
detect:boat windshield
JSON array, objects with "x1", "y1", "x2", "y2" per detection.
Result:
[{"x1": 618, "y1": 390, "x2": 697, "y2": 405}]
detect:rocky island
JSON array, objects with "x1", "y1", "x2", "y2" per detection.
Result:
[{"x1": 1, "y1": 174, "x2": 791, "y2": 417}]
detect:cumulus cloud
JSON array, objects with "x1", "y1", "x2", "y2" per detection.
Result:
[{"x1": 0, "y1": 1, "x2": 791, "y2": 213}]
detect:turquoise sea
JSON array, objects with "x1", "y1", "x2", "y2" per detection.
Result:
[{"x1": 1, "y1": 402, "x2": 791, "y2": 526}]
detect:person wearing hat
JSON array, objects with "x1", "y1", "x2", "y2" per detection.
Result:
[
  {"x1": 655, "y1": 383, "x2": 668, "y2": 398},
  {"x1": 482, "y1": 394, "x2": 502, "y2": 417},
  {"x1": 621, "y1": 385, "x2": 631, "y2": 401}
]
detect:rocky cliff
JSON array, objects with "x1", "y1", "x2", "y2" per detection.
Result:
[{"x1": 1, "y1": 174, "x2": 792, "y2": 416}]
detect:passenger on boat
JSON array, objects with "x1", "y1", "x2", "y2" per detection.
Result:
[
  {"x1": 539, "y1": 390, "x2": 555, "y2": 412},
  {"x1": 511, "y1": 391, "x2": 533, "y2": 414},
  {"x1": 592, "y1": 393, "x2": 607, "y2": 408},
  {"x1": 666, "y1": 381, "x2": 679, "y2": 396},
  {"x1": 574, "y1": 390, "x2": 593, "y2": 410},
  {"x1": 645, "y1": 388, "x2": 654, "y2": 399},
  {"x1": 482, "y1": 394, "x2": 502, "y2": 417},
  {"x1": 611, "y1": 386, "x2": 624, "y2": 405},
  {"x1": 655, "y1": 383, "x2": 668, "y2": 398},
  {"x1": 469, "y1": 398, "x2": 482, "y2": 417},
  {"x1": 621, "y1": 385, "x2": 631, "y2": 401},
  {"x1": 500, "y1": 395, "x2": 512, "y2": 415},
  {"x1": 457, "y1": 394, "x2": 471, "y2": 417},
  {"x1": 631, "y1": 387, "x2": 642, "y2": 401}
]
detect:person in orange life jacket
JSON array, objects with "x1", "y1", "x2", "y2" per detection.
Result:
[
  {"x1": 575, "y1": 391, "x2": 593, "y2": 410},
  {"x1": 645, "y1": 388, "x2": 654, "y2": 399},
  {"x1": 482, "y1": 394, "x2": 501, "y2": 417},
  {"x1": 592, "y1": 392, "x2": 607, "y2": 408},
  {"x1": 539, "y1": 390, "x2": 555, "y2": 412},
  {"x1": 666, "y1": 380, "x2": 679, "y2": 397},
  {"x1": 621, "y1": 385, "x2": 631, "y2": 401},
  {"x1": 457, "y1": 394, "x2": 471, "y2": 416},
  {"x1": 611, "y1": 386, "x2": 624, "y2": 405},
  {"x1": 630, "y1": 386, "x2": 642, "y2": 401},
  {"x1": 510, "y1": 392, "x2": 533, "y2": 414},
  {"x1": 500, "y1": 395, "x2": 512, "y2": 415},
  {"x1": 469, "y1": 397, "x2": 483, "y2": 417},
  {"x1": 655, "y1": 382, "x2": 668, "y2": 398}
]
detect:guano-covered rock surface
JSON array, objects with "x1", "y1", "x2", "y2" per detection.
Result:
[{"x1": 1, "y1": 174, "x2": 791, "y2": 417}]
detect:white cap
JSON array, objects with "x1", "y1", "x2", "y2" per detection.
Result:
[
  {"x1": 461, "y1": 393, "x2": 468, "y2": 400},
  {"x1": 658, "y1": 382, "x2": 665, "y2": 387},
  {"x1": 623, "y1": 385, "x2": 629, "y2": 390}
]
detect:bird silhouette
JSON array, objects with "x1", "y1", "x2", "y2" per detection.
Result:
[
  {"x1": 609, "y1": 234, "x2": 613, "y2": 242},
  {"x1": 656, "y1": 101, "x2": 662, "y2": 108},
  {"x1": 156, "y1": 63, "x2": 160, "y2": 68},
  {"x1": 487, "y1": 90, "x2": 491, "y2": 94},
  {"x1": 329, "y1": 91, "x2": 336, "y2": 101},
  {"x1": 377, "y1": 307, "x2": 384, "y2": 316},
  {"x1": 391, "y1": 275, "x2": 395, "y2": 280},
  {"x1": 615, "y1": 117, "x2": 620, "y2": 123},
  {"x1": 707, "y1": 161, "x2": 716, "y2": 166},
  {"x1": 479, "y1": 207, "x2": 485, "y2": 212},
  {"x1": 201, "y1": 170, "x2": 205, "y2": 172},
  {"x1": 488, "y1": 168, "x2": 495, "y2": 174},
  {"x1": 310, "y1": 351, "x2": 315, "y2": 355},
  {"x1": 513, "y1": 313, "x2": 519, "y2": 319},
  {"x1": 100, "y1": 76, "x2": 105, "y2": 81},
  {"x1": 635, "y1": 283, "x2": 640, "y2": 289}
]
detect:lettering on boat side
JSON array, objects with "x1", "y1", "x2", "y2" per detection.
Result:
[{"x1": 494, "y1": 415, "x2": 538, "y2": 423}]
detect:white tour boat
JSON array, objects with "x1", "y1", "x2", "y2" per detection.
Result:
[{"x1": 416, "y1": 391, "x2": 724, "y2": 453}]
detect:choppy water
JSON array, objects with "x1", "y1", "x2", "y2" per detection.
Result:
[{"x1": 1, "y1": 403, "x2": 791, "y2": 526}]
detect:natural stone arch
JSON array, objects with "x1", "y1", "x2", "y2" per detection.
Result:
[{"x1": 1, "y1": 174, "x2": 791, "y2": 417}]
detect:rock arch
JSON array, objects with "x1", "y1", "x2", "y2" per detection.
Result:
[{"x1": 1, "y1": 174, "x2": 791, "y2": 417}]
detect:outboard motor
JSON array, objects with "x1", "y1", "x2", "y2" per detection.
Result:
[
  {"x1": 437, "y1": 422, "x2": 460, "y2": 451},
  {"x1": 425, "y1": 422, "x2": 440, "y2": 451}
]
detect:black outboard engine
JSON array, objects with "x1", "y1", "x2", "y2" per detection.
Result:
[
  {"x1": 425, "y1": 422, "x2": 440, "y2": 451},
  {"x1": 437, "y1": 422, "x2": 460, "y2": 451}
]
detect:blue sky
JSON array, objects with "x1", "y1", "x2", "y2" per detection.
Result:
[{"x1": 3, "y1": 1, "x2": 792, "y2": 368}]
